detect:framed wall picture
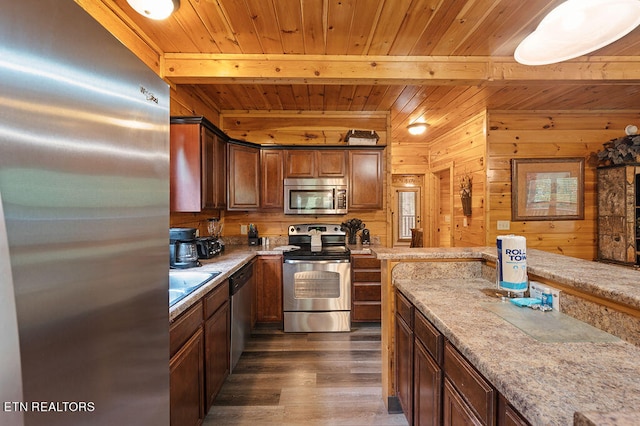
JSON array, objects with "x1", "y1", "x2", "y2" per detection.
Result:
[{"x1": 511, "y1": 158, "x2": 584, "y2": 221}]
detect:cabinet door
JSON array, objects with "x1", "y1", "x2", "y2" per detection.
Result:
[
  {"x1": 498, "y1": 394, "x2": 530, "y2": 426},
  {"x1": 201, "y1": 127, "x2": 217, "y2": 209},
  {"x1": 349, "y1": 150, "x2": 383, "y2": 209},
  {"x1": 170, "y1": 328, "x2": 205, "y2": 426},
  {"x1": 317, "y1": 150, "x2": 346, "y2": 177},
  {"x1": 443, "y1": 378, "x2": 483, "y2": 426},
  {"x1": 255, "y1": 255, "x2": 283, "y2": 323},
  {"x1": 228, "y1": 144, "x2": 260, "y2": 210},
  {"x1": 205, "y1": 300, "x2": 230, "y2": 409},
  {"x1": 395, "y1": 313, "x2": 414, "y2": 424},
  {"x1": 170, "y1": 123, "x2": 202, "y2": 212},
  {"x1": 284, "y1": 150, "x2": 316, "y2": 178},
  {"x1": 261, "y1": 150, "x2": 284, "y2": 209},
  {"x1": 444, "y1": 342, "x2": 495, "y2": 426},
  {"x1": 414, "y1": 339, "x2": 442, "y2": 426},
  {"x1": 213, "y1": 131, "x2": 227, "y2": 209}
]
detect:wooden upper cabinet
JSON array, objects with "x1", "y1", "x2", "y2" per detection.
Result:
[
  {"x1": 349, "y1": 149, "x2": 384, "y2": 210},
  {"x1": 228, "y1": 142, "x2": 260, "y2": 210},
  {"x1": 170, "y1": 117, "x2": 226, "y2": 212},
  {"x1": 285, "y1": 150, "x2": 315, "y2": 177},
  {"x1": 284, "y1": 149, "x2": 346, "y2": 178},
  {"x1": 261, "y1": 150, "x2": 284, "y2": 209},
  {"x1": 318, "y1": 150, "x2": 347, "y2": 177}
]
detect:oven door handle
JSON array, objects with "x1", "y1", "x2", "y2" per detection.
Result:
[{"x1": 283, "y1": 259, "x2": 350, "y2": 264}]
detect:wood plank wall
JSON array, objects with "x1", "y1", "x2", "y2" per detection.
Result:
[
  {"x1": 391, "y1": 110, "x2": 487, "y2": 247},
  {"x1": 486, "y1": 110, "x2": 640, "y2": 260},
  {"x1": 221, "y1": 111, "x2": 388, "y2": 146},
  {"x1": 428, "y1": 111, "x2": 487, "y2": 247}
]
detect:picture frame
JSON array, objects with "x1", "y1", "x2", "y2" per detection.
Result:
[{"x1": 511, "y1": 158, "x2": 584, "y2": 221}]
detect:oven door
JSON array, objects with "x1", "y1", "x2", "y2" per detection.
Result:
[{"x1": 283, "y1": 259, "x2": 351, "y2": 312}]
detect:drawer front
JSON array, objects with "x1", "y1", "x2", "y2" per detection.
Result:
[
  {"x1": 444, "y1": 342, "x2": 495, "y2": 426},
  {"x1": 395, "y1": 290, "x2": 414, "y2": 328},
  {"x1": 204, "y1": 280, "x2": 229, "y2": 319},
  {"x1": 354, "y1": 283, "x2": 381, "y2": 301},
  {"x1": 352, "y1": 255, "x2": 381, "y2": 269},
  {"x1": 353, "y1": 302, "x2": 381, "y2": 321},
  {"x1": 414, "y1": 310, "x2": 443, "y2": 364},
  {"x1": 170, "y1": 301, "x2": 204, "y2": 358},
  {"x1": 353, "y1": 270, "x2": 381, "y2": 282}
]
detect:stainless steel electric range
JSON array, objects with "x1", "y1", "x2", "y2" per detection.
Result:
[{"x1": 282, "y1": 224, "x2": 351, "y2": 332}]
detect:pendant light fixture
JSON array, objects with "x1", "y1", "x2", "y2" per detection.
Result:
[
  {"x1": 514, "y1": 0, "x2": 640, "y2": 66},
  {"x1": 126, "y1": 0, "x2": 180, "y2": 20},
  {"x1": 407, "y1": 122, "x2": 428, "y2": 135}
]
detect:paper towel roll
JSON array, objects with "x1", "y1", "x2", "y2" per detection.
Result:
[{"x1": 496, "y1": 235, "x2": 527, "y2": 293}]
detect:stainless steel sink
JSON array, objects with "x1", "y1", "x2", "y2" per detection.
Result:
[{"x1": 169, "y1": 270, "x2": 221, "y2": 306}]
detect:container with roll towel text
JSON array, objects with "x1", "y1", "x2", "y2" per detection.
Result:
[{"x1": 496, "y1": 235, "x2": 528, "y2": 294}]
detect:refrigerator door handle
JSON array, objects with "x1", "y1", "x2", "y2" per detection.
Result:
[{"x1": 0, "y1": 191, "x2": 25, "y2": 426}]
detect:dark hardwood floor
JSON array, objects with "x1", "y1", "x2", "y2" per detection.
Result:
[{"x1": 204, "y1": 324, "x2": 409, "y2": 426}]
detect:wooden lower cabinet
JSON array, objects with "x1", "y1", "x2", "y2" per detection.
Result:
[
  {"x1": 498, "y1": 395, "x2": 530, "y2": 426},
  {"x1": 351, "y1": 254, "x2": 381, "y2": 322},
  {"x1": 170, "y1": 283, "x2": 232, "y2": 426},
  {"x1": 255, "y1": 255, "x2": 283, "y2": 323},
  {"x1": 444, "y1": 342, "x2": 495, "y2": 426},
  {"x1": 170, "y1": 302, "x2": 205, "y2": 426},
  {"x1": 395, "y1": 291, "x2": 414, "y2": 423},
  {"x1": 204, "y1": 282, "x2": 231, "y2": 409},
  {"x1": 395, "y1": 289, "x2": 529, "y2": 426},
  {"x1": 413, "y1": 309, "x2": 443, "y2": 426},
  {"x1": 443, "y1": 378, "x2": 483, "y2": 426}
]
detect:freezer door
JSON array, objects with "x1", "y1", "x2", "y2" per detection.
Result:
[
  {"x1": 0, "y1": 192, "x2": 24, "y2": 426},
  {"x1": 0, "y1": 1, "x2": 170, "y2": 425}
]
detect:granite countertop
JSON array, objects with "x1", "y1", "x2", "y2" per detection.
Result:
[
  {"x1": 394, "y1": 277, "x2": 640, "y2": 426},
  {"x1": 372, "y1": 247, "x2": 640, "y2": 311},
  {"x1": 169, "y1": 242, "x2": 374, "y2": 321}
]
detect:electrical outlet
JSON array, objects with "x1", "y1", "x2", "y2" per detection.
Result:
[
  {"x1": 497, "y1": 220, "x2": 510, "y2": 230},
  {"x1": 240, "y1": 224, "x2": 248, "y2": 235}
]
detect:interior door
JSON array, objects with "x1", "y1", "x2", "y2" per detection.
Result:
[
  {"x1": 429, "y1": 166, "x2": 453, "y2": 248},
  {"x1": 391, "y1": 175, "x2": 423, "y2": 247}
]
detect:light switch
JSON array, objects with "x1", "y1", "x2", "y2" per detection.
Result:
[{"x1": 240, "y1": 224, "x2": 248, "y2": 235}]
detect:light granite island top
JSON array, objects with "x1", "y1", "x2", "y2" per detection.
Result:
[{"x1": 372, "y1": 247, "x2": 640, "y2": 426}]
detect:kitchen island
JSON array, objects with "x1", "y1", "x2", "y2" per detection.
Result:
[{"x1": 372, "y1": 247, "x2": 640, "y2": 425}]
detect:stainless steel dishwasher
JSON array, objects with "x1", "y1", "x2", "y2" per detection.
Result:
[{"x1": 229, "y1": 260, "x2": 254, "y2": 372}]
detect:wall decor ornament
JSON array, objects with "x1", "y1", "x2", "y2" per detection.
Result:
[
  {"x1": 460, "y1": 173, "x2": 472, "y2": 216},
  {"x1": 596, "y1": 134, "x2": 640, "y2": 166}
]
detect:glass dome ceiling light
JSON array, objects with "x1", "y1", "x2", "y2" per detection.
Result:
[{"x1": 514, "y1": 0, "x2": 640, "y2": 66}]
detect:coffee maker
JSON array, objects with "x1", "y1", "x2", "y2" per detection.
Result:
[{"x1": 169, "y1": 228, "x2": 200, "y2": 269}]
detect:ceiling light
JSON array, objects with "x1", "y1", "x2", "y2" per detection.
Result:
[
  {"x1": 514, "y1": 0, "x2": 640, "y2": 66},
  {"x1": 407, "y1": 122, "x2": 428, "y2": 135},
  {"x1": 127, "y1": 0, "x2": 180, "y2": 20}
]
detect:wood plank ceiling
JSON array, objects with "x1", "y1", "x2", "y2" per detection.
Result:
[{"x1": 103, "y1": 0, "x2": 640, "y2": 141}]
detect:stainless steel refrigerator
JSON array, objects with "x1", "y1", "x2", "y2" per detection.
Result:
[{"x1": 0, "y1": 1, "x2": 170, "y2": 425}]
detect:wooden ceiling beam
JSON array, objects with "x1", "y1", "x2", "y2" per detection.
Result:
[{"x1": 163, "y1": 53, "x2": 640, "y2": 85}]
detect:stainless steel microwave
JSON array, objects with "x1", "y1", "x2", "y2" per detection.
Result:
[{"x1": 284, "y1": 178, "x2": 348, "y2": 215}]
